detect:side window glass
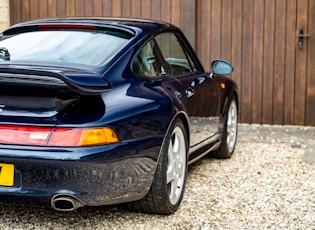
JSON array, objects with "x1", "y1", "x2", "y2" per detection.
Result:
[
  {"x1": 132, "y1": 40, "x2": 170, "y2": 77},
  {"x1": 155, "y1": 32, "x2": 197, "y2": 75}
]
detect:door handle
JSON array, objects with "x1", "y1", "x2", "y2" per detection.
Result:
[
  {"x1": 185, "y1": 88, "x2": 195, "y2": 98},
  {"x1": 299, "y1": 28, "x2": 310, "y2": 49}
]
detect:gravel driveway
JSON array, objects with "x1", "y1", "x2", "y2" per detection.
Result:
[{"x1": 0, "y1": 124, "x2": 314, "y2": 230}]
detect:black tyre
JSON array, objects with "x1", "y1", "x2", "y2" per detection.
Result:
[
  {"x1": 128, "y1": 119, "x2": 188, "y2": 215},
  {"x1": 212, "y1": 97, "x2": 238, "y2": 159}
]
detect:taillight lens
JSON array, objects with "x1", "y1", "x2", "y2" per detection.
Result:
[
  {"x1": 0, "y1": 125, "x2": 119, "y2": 147},
  {"x1": 49, "y1": 128, "x2": 120, "y2": 146}
]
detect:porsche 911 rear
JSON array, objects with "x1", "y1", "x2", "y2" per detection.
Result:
[
  {"x1": 0, "y1": 17, "x2": 239, "y2": 215},
  {"x1": 0, "y1": 23, "x2": 164, "y2": 211},
  {"x1": 0, "y1": 67, "x2": 161, "y2": 211}
]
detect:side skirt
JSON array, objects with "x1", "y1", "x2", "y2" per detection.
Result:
[{"x1": 188, "y1": 133, "x2": 221, "y2": 165}]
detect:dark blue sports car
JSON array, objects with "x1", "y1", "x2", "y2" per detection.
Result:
[{"x1": 0, "y1": 18, "x2": 238, "y2": 214}]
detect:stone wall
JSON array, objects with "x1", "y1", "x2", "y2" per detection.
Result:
[{"x1": 0, "y1": 0, "x2": 9, "y2": 32}]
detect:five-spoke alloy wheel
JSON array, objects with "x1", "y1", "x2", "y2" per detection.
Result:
[
  {"x1": 212, "y1": 96, "x2": 238, "y2": 159},
  {"x1": 128, "y1": 119, "x2": 188, "y2": 215},
  {"x1": 167, "y1": 125, "x2": 187, "y2": 205}
]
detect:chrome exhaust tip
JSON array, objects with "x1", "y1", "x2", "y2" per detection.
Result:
[{"x1": 51, "y1": 194, "x2": 85, "y2": 211}]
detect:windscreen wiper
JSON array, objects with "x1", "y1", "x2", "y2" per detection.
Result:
[{"x1": 0, "y1": 47, "x2": 10, "y2": 61}]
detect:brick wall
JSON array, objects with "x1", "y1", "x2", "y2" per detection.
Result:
[{"x1": 0, "y1": 0, "x2": 9, "y2": 32}]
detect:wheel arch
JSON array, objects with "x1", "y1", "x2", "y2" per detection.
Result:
[
  {"x1": 154, "y1": 111, "x2": 190, "y2": 166},
  {"x1": 171, "y1": 112, "x2": 190, "y2": 149},
  {"x1": 223, "y1": 89, "x2": 239, "y2": 115},
  {"x1": 154, "y1": 111, "x2": 190, "y2": 170},
  {"x1": 232, "y1": 89, "x2": 239, "y2": 111}
]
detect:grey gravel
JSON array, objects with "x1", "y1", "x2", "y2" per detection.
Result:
[{"x1": 0, "y1": 124, "x2": 314, "y2": 230}]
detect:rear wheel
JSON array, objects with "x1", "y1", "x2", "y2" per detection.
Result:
[
  {"x1": 212, "y1": 97, "x2": 238, "y2": 159},
  {"x1": 128, "y1": 119, "x2": 188, "y2": 215}
]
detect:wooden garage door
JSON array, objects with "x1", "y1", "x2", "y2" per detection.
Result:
[
  {"x1": 196, "y1": 0, "x2": 315, "y2": 126},
  {"x1": 9, "y1": 0, "x2": 315, "y2": 125}
]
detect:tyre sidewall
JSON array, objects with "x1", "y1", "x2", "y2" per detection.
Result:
[
  {"x1": 154, "y1": 119, "x2": 188, "y2": 214},
  {"x1": 215, "y1": 97, "x2": 238, "y2": 159},
  {"x1": 223, "y1": 97, "x2": 238, "y2": 156}
]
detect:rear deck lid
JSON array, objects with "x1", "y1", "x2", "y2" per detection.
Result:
[{"x1": 0, "y1": 66, "x2": 110, "y2": 123}]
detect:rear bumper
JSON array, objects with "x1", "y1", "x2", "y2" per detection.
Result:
[{"x1": 0, "y1": 137, "x2": 162, "y2": 209}]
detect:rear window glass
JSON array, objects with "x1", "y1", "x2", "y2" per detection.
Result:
[{"x1": 0, "y1": 28, "x2": 131, "y2": 66}]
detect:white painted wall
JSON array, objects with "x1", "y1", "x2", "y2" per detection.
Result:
[{"x1": 0, "y1": 0, "x2": 9, "y2": 32}]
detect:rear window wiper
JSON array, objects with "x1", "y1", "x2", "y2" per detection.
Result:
[{"x1": 0, "y1": 47, "x2": 10, "y2": 61}]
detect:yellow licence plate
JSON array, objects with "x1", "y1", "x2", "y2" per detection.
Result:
[{"x1": 0, "y1": 163, "x2": 14, "y2": 186}]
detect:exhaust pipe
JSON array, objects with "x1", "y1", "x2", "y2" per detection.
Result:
[{"x1": 51, "y1": 194, "x2": 85, "y2": 211}]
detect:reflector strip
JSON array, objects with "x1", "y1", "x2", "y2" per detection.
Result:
[{"x1": 30, "y1": 133, "x2": 49, "y2": 140}]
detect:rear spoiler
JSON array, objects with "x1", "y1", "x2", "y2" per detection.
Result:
[{"x1": 0, "y1": 67, "x2": 112, "y2": 95}]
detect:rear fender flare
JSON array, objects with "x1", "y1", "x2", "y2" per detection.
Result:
[{"x1": 157, "y1": 111, "x2": 190, "y2": 160}]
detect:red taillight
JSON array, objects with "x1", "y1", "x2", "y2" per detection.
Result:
[
  {"x1": 49, "y1": 128, "x2": 83, "y2": 147},
  {"x1": 0, "y1": 125, "x2": 119, "y2": 147},
  {"x1": 0, "y1": 125, "x2": 51, "y2": 146}
]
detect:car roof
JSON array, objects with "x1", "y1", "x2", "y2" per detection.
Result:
[{"x1": 4, "y1": 17, "x2": 176, "y2": 36}]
